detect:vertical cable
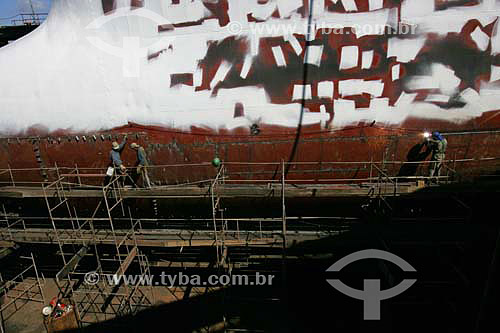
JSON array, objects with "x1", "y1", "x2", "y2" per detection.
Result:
[{"x1": 285, "y1": 0, "x2": 316, "y2": 178}]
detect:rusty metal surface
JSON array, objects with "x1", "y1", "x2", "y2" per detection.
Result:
[{"x1": 0, "y1": 121, "x2": 499, "y2": 185}]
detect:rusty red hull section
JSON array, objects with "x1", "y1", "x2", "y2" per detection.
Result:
[{"x1": 1, "y1": 112, "x2": 500, "y2": 185}]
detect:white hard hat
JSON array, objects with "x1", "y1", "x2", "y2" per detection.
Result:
[{"x1": 42, "y1": 306, "x2": 53, "y2": 316}]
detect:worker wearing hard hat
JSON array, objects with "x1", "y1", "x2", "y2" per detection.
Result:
[
  {"x1": 425, "y1": 131, "x2": 447, "y2": 183},
  {"x1": 110, "y1": 135, "x2": 128, "y2": 172},
  {"x1": 130, "y1": 143, "x2": 151, "y2": 188},
  {"x1": 104, "y1": 135, "x2": 128, "y2": 185}
]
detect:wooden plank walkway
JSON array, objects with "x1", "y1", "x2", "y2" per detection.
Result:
[
  {"x1": 0, "y1": 228, "x2": 329, "y2": 248},
  {"x1": 0, "y1": 183, "x2": 421, "y2": 199}
]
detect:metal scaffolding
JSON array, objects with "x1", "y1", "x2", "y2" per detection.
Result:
[
  {"x1": 2, "y1": 156, "x2": 497, "y2": 188},
  {"x1": 1, "y1": 157, "x2": 497, "y2": 330},
  {"x1": 41, "y1": 171, "x2": 155, "y2": 328},
  {"x1": 0, "y1": 206, "x2": 26, "y2": 245},
  {"x1": 0, "y1": 253, "x2": 45, "y2": 333},
  {"x1": 211, "y1": 165, "x2": 227, "y2": 268}
]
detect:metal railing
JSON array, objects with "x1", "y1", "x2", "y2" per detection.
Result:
[
  {"x1": 0, "y1": 157, "x2": 498, "y2": 189},
  {"x1": 9, "y1": 13, "x2": 48, "y2": 26},
  {"x1": 0, "y1": 253, "x2": 45, "y2": 333},
  {"x1": 38, "y1": 171, "x2": 155, "y2": 327}
]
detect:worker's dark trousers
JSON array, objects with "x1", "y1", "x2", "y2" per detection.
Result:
[{"x1": 132, "y1": 168, "x2": 151, "y2": 188}]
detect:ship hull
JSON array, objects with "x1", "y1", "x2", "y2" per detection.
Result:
[
  {"x1": 2, "y1": 0, "x2": 500, "y2": 182},
  {"x1": 1, "y1": 112, "x2": 499, "y2": 185}
]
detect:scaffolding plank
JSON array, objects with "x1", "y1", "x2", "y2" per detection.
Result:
[
  {"x1": 0, "y1": 241, "x2": 15, "y2": 248},
  {"x1": 0, "y1": 228, "x2": 328, "y2": 248},
  {"x1": 0, "y1": 228, "x2": 291, "y2": 247},
  {"x1": 0, "y1": 247, "x2": 16, "y2": 260},
  {"x1": 100, "y1": 247, "x2": 139, "y2": 314},
  {"x1": 56, "y1": 246, "x2": 88, "y2": 283},
  {"x1": 0, "y1": 183, "x2": 420, "y2": 199},
  {"x1": 115, "y1": 246, "x2": 137, "y2": 277}
]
